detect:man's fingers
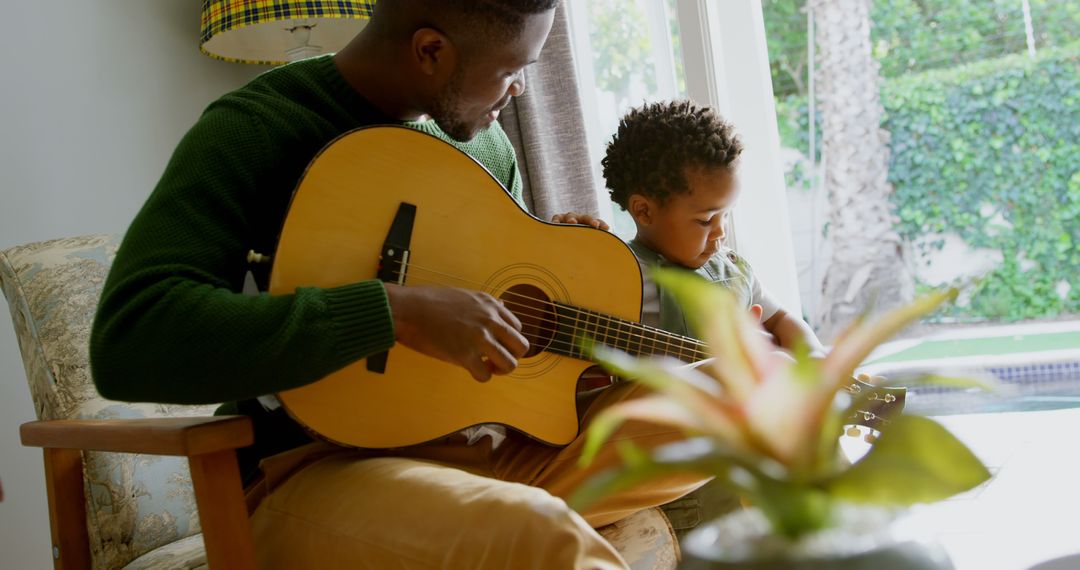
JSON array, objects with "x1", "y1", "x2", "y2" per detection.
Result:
[
  {"x1": 492, "y1": 318, "x2": 530, "y2": 358},
  {"x1": 579, "y1": 216, "x2": 598, "y2": 228},
  {"x1": 482, "y1": 341, "x2": 519, "y2": 375},
  {"x1": 490, "y1": 296, "x2": 529, "y2": 356},
  {"x1": 581, "y1": 216, "x2": 609, "y2": 231},
  {"x1": 495, "y1": 300, "x2": 523, "y2": 331},
  {"x1": 466, "y1": 342, "x2": 517, "y2": 382},
  {"x1": 551, "y1": 212, "x2": 609, "y2": 230},
  {"x1": 467, "y1": 356, "x2": 494, "y2": 383}
]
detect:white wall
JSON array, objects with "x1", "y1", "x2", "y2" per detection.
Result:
[{"x1": 0, "y1": 2, "x2": 264, "y2": 567}]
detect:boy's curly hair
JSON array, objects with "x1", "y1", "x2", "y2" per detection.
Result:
[{"x1": 603, "y1": 100, "x2": 743, "y2": 210}]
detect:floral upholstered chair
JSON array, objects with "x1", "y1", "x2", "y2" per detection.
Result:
[{"x1": 1, "y1": 234, "x2": 679, "y2": 570}]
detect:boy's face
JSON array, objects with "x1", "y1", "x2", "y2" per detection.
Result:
[{"x1": 630, "y1": 166, "x2": 739, "y2": 269}]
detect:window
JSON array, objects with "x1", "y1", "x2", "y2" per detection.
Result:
[
  {"x1": 565, "y1": 0, "x2": 686, "y2": 239},
  {"x1": 763, "y1": 0, "x2": 1080, "y2": 328}
]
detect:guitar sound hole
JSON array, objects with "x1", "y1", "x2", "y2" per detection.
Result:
[{"x1": 501, "y1": 284, "x2": 555, "y2": 358}]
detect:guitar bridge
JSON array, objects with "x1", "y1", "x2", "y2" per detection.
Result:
[
  {"x1": 377, "y1": 246, "x2": 410, "y2": 285},
  {"x1": 376, "y1": 202, "x2": 417, "y2": 285},
  {"x1": 368, "y1": 202, "x2": 417, "y2": 374}
]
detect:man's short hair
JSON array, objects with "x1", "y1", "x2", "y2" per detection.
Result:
[
  {"x1": 603, "y1": 100, "x2": 743, "y2": 210},
  {"x1": 376, "y1": 0, "x2": 559, "y2": 43}
]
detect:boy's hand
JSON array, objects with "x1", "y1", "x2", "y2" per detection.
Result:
[
  {"x1": 748, "y1": 303, "x2": 776, "y2": 344},
  {"x1": 550, "y1": 211, "x2": 610, "y2": 231},
  {"x1": 385, "y1": 284, "x2": 529, "y2": 382},
  {"x1": 749, "y1": 304, "x2": 763, "y2": 322}
]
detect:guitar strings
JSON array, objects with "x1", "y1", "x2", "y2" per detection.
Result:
[
  {"x1": 405, "y1": 271, "x2": 708, "y2": 361},
  {"x1": 377, "y1": 259, "x2": 712, "y2": 361},
  {"x1": 378, "y1": 257, "x2": 707, "y2": 356},
  {"x1": 346, "y1": 261, "x2": 887, "y2": 418},
  {"x1": 369, "y1": 270, "x2": 885, "y2": 421},
  {"x1": 379, "y1": 258, "x2": 712, "y2": 359}
]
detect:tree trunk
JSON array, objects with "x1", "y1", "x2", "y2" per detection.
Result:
[{"x1": 811, "y1": 0, "x2": 914, "y2": 341}]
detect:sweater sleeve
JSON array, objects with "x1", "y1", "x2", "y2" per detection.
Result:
[{"x1": 90, "y1": 106, "x2": 396, "y2": 405}]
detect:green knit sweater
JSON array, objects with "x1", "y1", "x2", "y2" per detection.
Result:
[{"x1": 90, "y1": 55, "x2": 524, "y2": 408}]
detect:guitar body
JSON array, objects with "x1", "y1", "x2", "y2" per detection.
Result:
[{"x1": 269, "y1": 126, "x2": 643, "y2": 449}]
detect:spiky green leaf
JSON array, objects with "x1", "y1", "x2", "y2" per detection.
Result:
[{"x1": 826, "y1": 415, "x2": 991, "y2": 505}]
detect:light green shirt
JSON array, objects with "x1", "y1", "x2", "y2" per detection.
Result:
[{"x1": 627, "y1": 239, "x2": 779, "y2": 337}]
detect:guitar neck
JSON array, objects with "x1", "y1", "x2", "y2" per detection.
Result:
[
  {"x1": 549, "y1": 302, "x2": 709, "y2": 364},
  {"x1": 548, "y1": 303, "x2": 906, "y2": 434}
]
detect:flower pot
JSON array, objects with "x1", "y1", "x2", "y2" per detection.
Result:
[{"x1": 679, "y1": 505, "x2": 954, "y2": 570}]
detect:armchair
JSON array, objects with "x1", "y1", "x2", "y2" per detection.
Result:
[{"x1": 2, "y1": 235, "x2": 679, "y2": 569}]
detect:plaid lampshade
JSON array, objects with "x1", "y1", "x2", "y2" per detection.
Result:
[{"x1": 200, "y1": 0, "x2": 377, "y2": 65}]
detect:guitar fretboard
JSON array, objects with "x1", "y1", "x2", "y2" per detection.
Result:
[{"x1": 549, "y1": 302, "x2": 709, "y2": 363}]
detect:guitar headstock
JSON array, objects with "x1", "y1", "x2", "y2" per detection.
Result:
[{"x1": 842, "y1": 375, "x2": 906, "y2": 442}]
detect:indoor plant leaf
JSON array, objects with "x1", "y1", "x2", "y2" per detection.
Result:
[
  {"x1": 580, "y1": 343, "x2": 753, "y2": 465},
  {"x1": 571, "y1": 437, "x2": 784, "y2": 513},
  {"x1": 822, "y1": 288, "x2": 959, "y2": 391},
  {"x1": 824, "y1": 414, "x2": 991, "y2": 505},
  {"x1": 578, "y1": 394, "x2": 741, "y2": 466},
  {"x1": 653, "y1": 269, "x2": 775, "y2": 403}
]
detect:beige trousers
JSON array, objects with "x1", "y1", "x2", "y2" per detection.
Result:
[{"x1": 249, "y1": 381, "x2": 710, "y2": 569}]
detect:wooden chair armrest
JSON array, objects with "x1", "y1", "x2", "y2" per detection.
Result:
[
  {"x1": 22, "y1": 415, "x2": 257, "y2": 570},
  {"x1": 20, "y1": 416, "x2": 253, "y2": 456}
]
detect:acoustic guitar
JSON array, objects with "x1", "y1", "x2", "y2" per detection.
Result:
[{"x1": 269, "y1": 125, "x2": 903, "y2": 449}]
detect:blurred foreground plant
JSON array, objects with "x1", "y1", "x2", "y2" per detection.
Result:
[{"x1": 572, "y1": 269, "x2": 991, "y2": 540}]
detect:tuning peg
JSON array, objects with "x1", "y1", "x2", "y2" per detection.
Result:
[
  {"x1": 845, "y1": 426, "x2": 862, "y2": 438},
  {"x1": 864, "y1": 431, "x2": 879, "y2": 444}
]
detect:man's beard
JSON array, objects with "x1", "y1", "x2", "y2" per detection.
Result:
[{"x1": 429, "y1": 71, "x2": 476, "y2": 142}]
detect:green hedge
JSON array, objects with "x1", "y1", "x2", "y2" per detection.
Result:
[
  {"x1": 778, "y1": 43, "x2": 1080, "y2": 321},
  {"x1": 764, "y1": 0, "x2": 1080, "y2": 99}
]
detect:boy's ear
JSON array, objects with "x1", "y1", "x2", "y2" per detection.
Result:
[{"x1": 628, "y1": 194, "x2": 653, "y2": 225}]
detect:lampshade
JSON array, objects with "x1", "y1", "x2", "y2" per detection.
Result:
[{"x1": 200, "y1": 0, "x2": 377, "y2": 65}]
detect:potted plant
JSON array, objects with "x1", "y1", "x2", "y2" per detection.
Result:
[{"x1": 572, "y1": 270, "x2": 991, "y2": 569}]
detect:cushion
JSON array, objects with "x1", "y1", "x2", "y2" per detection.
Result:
[{"x1": 122, "y1": 533, "x2": 206, "y2": 570}]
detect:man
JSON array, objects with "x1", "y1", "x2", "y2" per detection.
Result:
[{"x1": 91, "y1": 1, "x2": 706, "y2": 567}]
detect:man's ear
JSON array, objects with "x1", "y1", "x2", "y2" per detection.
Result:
[
  {"x1": 412, "y1": 28, "x2": 457, "y2": 77},
  {"x1": 628, "y1": 194, "x2": 653, "y2": 225}
]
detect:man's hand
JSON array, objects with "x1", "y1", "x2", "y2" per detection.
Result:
[
  {"x1": 385, "y1": 284, "x2": 529, "y2": 382},
  {"x1": 550, "y1": 211, "x2": 610, "y2": 231}
]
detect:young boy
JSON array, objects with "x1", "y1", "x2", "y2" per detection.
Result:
[
  {"x1": 598, "y1": 99, "x2": 829, "y2": 539},
  {"x1": 602, "y1": 100, "x2": 824, "y2": 356}
]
